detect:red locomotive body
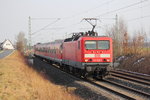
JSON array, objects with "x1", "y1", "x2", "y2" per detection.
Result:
[{"x1": 34, "y1": 33, "x2": 113, "y2": 78}]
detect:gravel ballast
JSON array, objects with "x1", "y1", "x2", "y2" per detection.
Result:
[
  {"x1": 32, "y1": 57, "x2": 117, "y2": 100},
  {"x1": 106, "y1": 77, "x2": 150, "y2": 94}
]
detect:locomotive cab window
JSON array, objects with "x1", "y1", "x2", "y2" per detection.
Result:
[
  {"x1": 85, "y1": 40, "x2": 110, "y2": 50},
  {"x1": 98, "y1": 40, "x2": 109, "y2": 50},
  {"x1": 85, "y1": 41, "x2": 96, "y2": 50}
]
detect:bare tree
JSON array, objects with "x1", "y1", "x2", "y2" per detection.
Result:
[
  {"x1": 16, "y1": 32, "x2": 27, "y2": 52},
  {"x1": 145, "y1": 32, "x2": 149, "y2": 54},
  {"x1": 123, "y1": 31, "x2": 129, "y2": 55},
  {"x1": 131, "y1": 29, "x2": 145, "y2": 55},
  {"x1": 132, "y1": 33, "x2": 138, "y2": 54},
  {"x1": 105, "y1": 17, "x2": 128, "y2": 57}
]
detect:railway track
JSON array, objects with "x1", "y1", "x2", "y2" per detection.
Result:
[
  {"x1": 82, "y1": 76, "x2": 150, "y2": 100},
  {"x1": 110, "y1": 69, "x2": 150, "y2": 86},
  {"x1": 53, "y1": 65, "x2": 139, "y2": 99},
  {"x1": 83, "y1": 77, "x2": 149, "y2": 99},
  {"x1": 104, "y1": 79, "x2": 150, "y2": 99},
  {"x1": 61, "y1": 68, "x2": 150, "y2": 99},
  {"x1": 87, "y1": 80, "x2": 137, "y2": 100},
  {"x1": 33, "y1": 57, "x2": 150, "y2": 100},
  {"x1": 117, "y1": 69, "x2": 150, "y2": 78}
]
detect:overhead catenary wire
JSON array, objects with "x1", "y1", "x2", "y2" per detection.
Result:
[
  {"x1": 31, "y1": 18, "x2": 60, "y2": 20},
  {"x1": 42, "y1": 27, "x2": 64, "y2": 30},
  {"x1": 31, "y1": 0, "x2": 150, "y2": 44},
  {"x1": 59, "y1": 0, "x2": 149, "y2": 34},
  {"x1": 96, "y1": 0, "x2": 149, "y2": 17},
  {"x1": 32, "y1": 18, "x2": 60, "y2": 35},
  {"x1": 29, "y1": 0, "x2": 115, "y2": 38},
  {"x1": 117, "y1": 2, "x2": 150, "y2": 14},
  {"x1": 31, "y1": 0, "x2": 143, "y2": 37},
  {"x1": 127, "y1": 14, "x2": 150, "y2": 22},
  {"x1": 30, "y1": 0, "x2": 116, "y2": 41},
  {"x1": 32, "y1": 20, "x2": 81, "y2": 39},
  {"x1": 47, "y1": 0, "x2": 116, "y2": 34},
  {"x1": 59, "y1": 0, "x2": 116, "y2": 20}
]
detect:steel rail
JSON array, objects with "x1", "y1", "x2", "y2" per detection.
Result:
[
  {"x1": 105, "y1": 79, "x2": 150, "y2": 98},
  {"x1": 117, "y1": 69, "x2": 150, "y2": 77},
  {"x1": 110, "y1": 70, "x2": 150, "y2": 82},
  {"x1": 87, "y1": 80, "x2": 136, "y2": 100},
  {"x1": 110, "y1": 72, "x2": 150, "y2": 86}
]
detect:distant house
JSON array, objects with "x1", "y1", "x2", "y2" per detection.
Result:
[{"x1": 0, "y1": 39, "x2": 14, "y2": 50}]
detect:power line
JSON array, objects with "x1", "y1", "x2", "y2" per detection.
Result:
[
  {"x1": 61, "y1": 22, "x2": 81, "y2": 30},
  {"x1": 32, "y1": 18, "x2": 60, "y2": 35},
  {"x1": 32, "y1": 0, "x2": 115, "y2": 34},
  {"x1": 32, "y1": 27, "x2": 64, "y2": 38},
  {"x1": 50, "y1": 0, "x2": 115, "y2": 32},
  {"x1": 99, "y1": 17, "x2": 116, "y2": 20},
  {"x1": 31, "y1": 18, "x2": 60, "y2": 20},
  {"x1": 118, "y1": 2, "x2": 150, "y2": 14},
  {"x1": 42, "y1": 27, "x2": 64, "y2": 30},
  {"x1": 96, "y1": 0, "x2": 149, "y2": 17},
  {"x1": 127, "y1": 14, "x2": 150, "y2": 22},
  {"x1": 62, "y1": 0, "x2": 115, "y2": 19},
  {"x1": 28, "y1": 16, "x2": 31, "y2": 49},
  {"x1": 32, "y1": 21, "x2": 81, "y2": 38}
]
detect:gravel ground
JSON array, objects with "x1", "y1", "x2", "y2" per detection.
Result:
[
  {"x1": 106, "y1": 77, "x2": 150, "y2": 94},
  {"x1": 31, "y1": 57, "x2": 117, "y2": 100}
]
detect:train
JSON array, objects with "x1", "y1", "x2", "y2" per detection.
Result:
[{"x1": 34, "y1": 31, "x2": 113, "y2": 79}]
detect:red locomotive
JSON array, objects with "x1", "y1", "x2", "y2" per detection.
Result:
[{"x1": 34, "y1": 31, "x2": 113, "y2": 79}]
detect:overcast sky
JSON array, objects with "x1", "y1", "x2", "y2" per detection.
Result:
[{"x1": 0, "y1": 0, "x2": 150, "y2": 44}]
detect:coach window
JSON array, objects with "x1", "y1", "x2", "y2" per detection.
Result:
[{"x1": 78, "y1": 41, "x2": 80, "y2": 49}]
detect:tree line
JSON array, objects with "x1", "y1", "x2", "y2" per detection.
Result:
[
  {"x1": 105, "y1": 18, "x2": 149, "y2": 58},
  {"x1": 16, "y1": 18, "x2": 149, "y2": 57}
]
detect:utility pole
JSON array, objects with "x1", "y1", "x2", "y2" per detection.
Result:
[
  {"x1": 115, "y1": 14, "x2": 119, "y2": 56},
  {"x1": 115, "y1": 14, "x2": 119, "y2": 42},
  {"x1": 28, "y1": 16, "x2": 31, "y2": 50},
  {"x1": 99, "y1": 15, "x2": 119, "y2": 58}
]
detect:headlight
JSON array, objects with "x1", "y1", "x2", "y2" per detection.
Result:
[
  {"x1": 107, "y1": 59, "x2": 110, "y2": 62},
  {"x1": 85, "y1": 59, "x2": 88, "y2": 62}
]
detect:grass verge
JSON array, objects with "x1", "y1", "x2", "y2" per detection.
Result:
[{"x1": 0, "y1": 51, "x2": 81, "y2": 100}]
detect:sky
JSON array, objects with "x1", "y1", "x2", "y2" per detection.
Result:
[{"x1": 0, "y1": 0, "x2": 150, "y2": 45}]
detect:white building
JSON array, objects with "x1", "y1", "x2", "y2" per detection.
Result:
[{"x1": 0, "y1": 39, "x2": 14, "y2": 50}]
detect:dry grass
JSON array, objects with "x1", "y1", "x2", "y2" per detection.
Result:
[{"x1": 0, "y1": 51, "x2": 81, "y2": 100}]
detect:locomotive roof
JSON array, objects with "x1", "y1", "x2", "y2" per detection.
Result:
[
  {"x1": 36, "y1": 39, "x2": 64, "y2": 45},
  {"x1": 64, "y1": 31, "x2": 111, "y2": 42},
  {"x1": 35, "y1": 30, "x2": 111, "y2": 46},
  {"x1": 64, "y1": 35, "x2": 110, "y2": 42}
]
